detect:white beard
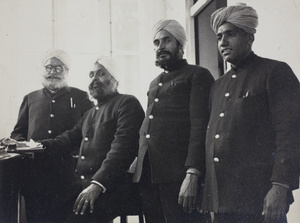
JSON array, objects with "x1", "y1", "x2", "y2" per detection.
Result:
[{"x1": 42, "y1": 77, "x2": 68, "y2": 92}]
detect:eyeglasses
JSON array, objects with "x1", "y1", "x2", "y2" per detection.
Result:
[{"x1": 45, "y1": 65, "x2": 64, "y2": 73}]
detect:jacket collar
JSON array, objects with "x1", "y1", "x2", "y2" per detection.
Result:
[
  {"x1": 163, "y1": 59, "x2": 188, "y2": 73},
  {"x1": 43, "y1": 86, "x2": 70, "y2": 99},
  {"x1": 96, "y1": 91, "x2": 119, "y2": 106},
  {"x1": 231, "y1": 51, "x2": 255, "y2": 73}
]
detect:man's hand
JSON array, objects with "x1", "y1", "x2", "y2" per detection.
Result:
[
  {"x1": 262, "y1": 184, "x2": 288, "y2": 223},
  {"x1": 178, "y1": 174, "x2": 199, "y2": 213},
  {"x1": 73, "y1": 184, "x2": 103, "y2": 215}
]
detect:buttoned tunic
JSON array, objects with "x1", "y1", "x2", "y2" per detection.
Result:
[
  {"x1": 11, "y1": 87, "x2": 93, "y2": 140},
  {"x1": 10, "y1": 86, "x2": 93, "y2": 217},
  {"x1": 202, "y1": 53, "x2": 300, "y2": 214},
  {"x1": 133, "y1": 59, "x2": 214, "y2": 184},
  {"x1": 49, "y1": 93, "x2": 145, "y2": 190}
]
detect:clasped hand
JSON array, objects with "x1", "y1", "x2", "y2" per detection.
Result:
[{"x1": 73, "y1": 184, "x2": 103, "y2": 215}]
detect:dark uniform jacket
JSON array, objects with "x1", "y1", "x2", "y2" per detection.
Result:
[
  {"x1": 46, "y1": 93, "x2": 145, "y2": 191},
  {"x1": 202, "y1": 52, "x2": 300, "y2": 214},
  {"x1": 10, "y1": 86, "x2": 93, "y2": 217},
  {"x1": 11, "y1": 87, "x2": 93, "y2": 140},
  {"x1": 133, "y1": 59, "x2": 214, "y2": 184}
]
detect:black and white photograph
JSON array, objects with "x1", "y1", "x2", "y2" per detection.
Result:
[{"x1": 0, "y1": 0, "x2": 299, "y2": 222}]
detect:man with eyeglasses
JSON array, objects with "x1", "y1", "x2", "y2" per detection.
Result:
[
  {"x1": 10, "y1": 48, "x2": 94, "y2": 222},
  {"x1": 40, "y1": 57, "x2": 145, "y2": 223}
]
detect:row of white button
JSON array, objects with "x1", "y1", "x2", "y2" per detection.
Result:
[
  {"x1": 48, "y1": 100, "x2": 56, "y2": 134},
  {"x1": 154, "y1": 82, "x2": 163, "y2": 103},
  {"x1": 81, "y1": 136, "x2": 89, "y2": 170},
  {"x1": 146, "y1": 83, "x2": 163, "y2": 139},
  {"x1": 79, "y1": 105, "x2": 99, "y2": 177},
  {"x1": 212, "y1": 75, "x2": 237, "y2": 164}
]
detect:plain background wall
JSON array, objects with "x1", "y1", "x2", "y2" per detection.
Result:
[{"x1": 0, "y1": 0, "x2": 299, "y2": 222}]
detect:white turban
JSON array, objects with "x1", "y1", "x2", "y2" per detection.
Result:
[
  {"x1": 211, "y1": 3, "x2": 258, "y2": 34},
  {"x1": 43, "y1": 48, "x2": 71, "y2": 70},
  {"x1": 96, "y1": 57, "x2": 119, "y2": 81},
  {"x1": 152, "y1": 19, "x2": 187, "y2": 49}
]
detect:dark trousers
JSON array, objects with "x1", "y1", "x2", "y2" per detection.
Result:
[
  {"x1": 24, "y1": 196, "x2": 74, "y2": 223},
  {"x1": 138, "y1": 153, "x2": 208, "y2": 223},
  {"x1": 139, "y1": 182, "x2": 208, "y2": 223},
  {"x1": 21, "y1": 157, "x2": 77, "y2": 223},
  {"x1": 21, "y1": 152, "x2": 81, "y2": 223},
  {"x1": 213, "y1": 213, "x2": 287, "y2": 223}
]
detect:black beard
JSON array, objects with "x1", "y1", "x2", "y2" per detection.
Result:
[
  {"x1": 88, "y1": 79, "x2": 116, "y2": 102},
  {"x1": 155, "y1": 49, "x2": 181, "y2": 71}
]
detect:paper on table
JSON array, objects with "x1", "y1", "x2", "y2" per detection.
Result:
[{"x1": 6, "y1": 139, "x2": 44, "y2": 153}]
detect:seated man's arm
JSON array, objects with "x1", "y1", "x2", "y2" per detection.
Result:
[
  {"x1": 10, "y1": 95, "x2": 29, "y2": 141},
  {"x1": 41, "y1": 116, "x2": 84, "y2": 156}
]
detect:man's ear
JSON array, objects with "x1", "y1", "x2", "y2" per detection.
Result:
[{"x1": 247, "y1": 34, "x2": 255, "y2": 45}]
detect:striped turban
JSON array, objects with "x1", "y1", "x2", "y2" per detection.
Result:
[
  {"x1": 152, "y1": 19, "x2": 187, "y2": 48},
  {"x1": 96, "y1": 56, "x2": 119, "y2": 81},
  {"x1": 43, "y1": 48, "x2": 71, "y2": 70},
  {"x1": 210, "y1": 3, "x2": 258, "y2": 34}
]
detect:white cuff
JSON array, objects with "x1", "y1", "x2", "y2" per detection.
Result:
[
  {"x1": 272, "y1": 182, "x2": 290, "y2": 190},
  {"x1": 186, "y1": 167, "x2": 201, "y2": 177},
  {"x1": 91, "y1": 180, "x2": 107, "y2": 193}
]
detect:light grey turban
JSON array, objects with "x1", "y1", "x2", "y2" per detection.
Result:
[
  {"x1": 152, "y1": 19, "x2": 187, "y2": 48},
  {"x1": 43, "y1": 48, "x2": 71, "y2": 70},
  {"x1": 96, "y1": 57, "x2": 119, "y2": 81},
  {"x1": 210, "y1": 3, "x2": 258, "y2": 34}
]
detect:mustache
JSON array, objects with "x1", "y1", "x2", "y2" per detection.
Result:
[
  {"x1": 89, "y1": 79, "x2": 104, "y2": 89},
  {"x1": 45, "y1": 74, "x2": 62, "y2": 80},
  {"x1": 156, "y1": 50, "x2": 171, "y2": 57}
]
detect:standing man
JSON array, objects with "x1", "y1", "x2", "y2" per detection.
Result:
[
  {"x1": 11, "y1": 49, "x2": 94, "y2": 222},
  {"x1": 133, "y1": 19, "x2": 214, "y2": 223},
  {"x1": 203, "y1": 4, "x2": 300, "y2": 223},
  {"x1": 41, "y1": 57, "x2": 145, "y2": 223}
]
